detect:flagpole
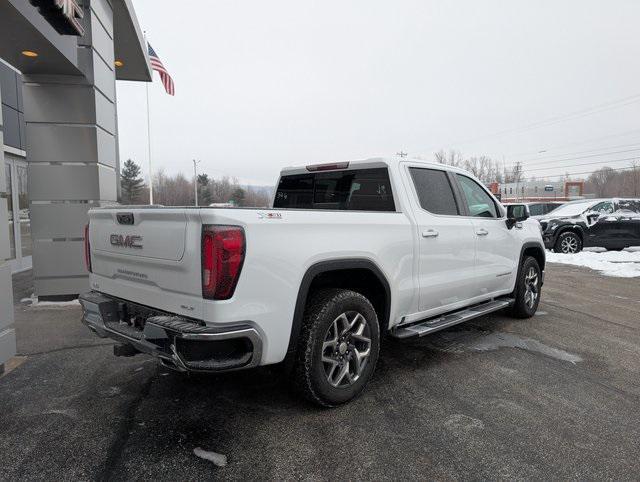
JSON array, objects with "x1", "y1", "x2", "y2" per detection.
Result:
[
  {"x1": 146, "y1": 80, "x2": 153, "y2": 205},
  {"x1": 144, "y1": 30, "x2": 154, "y2": 205}
]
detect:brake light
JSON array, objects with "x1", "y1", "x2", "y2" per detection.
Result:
[
  {"x1": 201, "y1": 225, "x2": 245, "y2": 300},
  {"x1": 306, "y1": 162, "x2": 349, "y2": 172},
  {"x1": 84, "y1": 223, "x2": 92, "y2": 273}
]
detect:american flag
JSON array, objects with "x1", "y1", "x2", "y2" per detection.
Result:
[{"x1": 148, "y1": 43, "x2": 175, "y2": 96}]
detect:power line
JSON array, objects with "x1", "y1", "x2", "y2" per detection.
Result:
[
  {"x1": 416, "y1": 93, "x2": 640, "y2": 154},
  {"x1": 505, "y1": 147, "x2": 640, "y2": 170},
  {"x1": 502, "y1": 128, "x2": 640, "y2": 159},
  {"x1": 514, "y1": 141, "x2": 640, "y2": 164},
  {"x1": 535, "y1": 164, "x2": 639, "y2": 179},
  {"x1": 523, "y1": 156, "x2": 640, "y2": 174}
]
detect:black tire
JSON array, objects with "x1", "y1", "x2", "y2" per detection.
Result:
[
  {"x1": 510, "y1": 256, "x2": 542, "y2": 319},
  {"x1": 292, "y1": 289, "x2": 380, "y2": 407},
  {"x1": 553, "y1": 231, "x2": 583, "y2": 253}
]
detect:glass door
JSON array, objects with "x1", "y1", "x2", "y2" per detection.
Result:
[{"x1": 5, "y1": 156, "x2": 31, "y2": 273}]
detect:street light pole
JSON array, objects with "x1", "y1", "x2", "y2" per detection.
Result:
[{"x1": 193, "y1": 159, "x2": 201, "y2": 207}]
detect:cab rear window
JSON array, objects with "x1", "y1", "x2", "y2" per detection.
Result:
[{"x1": 274, "y1": 168, "x2": 395, "y2": 211}]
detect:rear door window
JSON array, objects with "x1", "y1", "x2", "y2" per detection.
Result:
[
  {"x1": 409, "y1": 168, "x2": 459, "y2": 215},
  {"x1": 274, "y1": 168, "x2": 395, "y2": 211},
  {"x1": 617, "y1": 199, "x2": 640, "y2": 214}
]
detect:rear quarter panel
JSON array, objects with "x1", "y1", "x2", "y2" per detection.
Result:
[{"x1": 199, "y1": 208, "x2": 415, "y2": 364}]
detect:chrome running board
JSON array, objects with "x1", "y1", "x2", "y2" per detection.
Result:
[{"x1": 391, "y1": 299, "x2": 514, "y2": 339}]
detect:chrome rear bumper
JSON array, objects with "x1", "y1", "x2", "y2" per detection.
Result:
[{"x1": 79, "y1": 291, "x2": 262, "y2": 372}]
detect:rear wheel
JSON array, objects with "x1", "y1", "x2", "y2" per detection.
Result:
[
  {"x1": 554, "y1": 231, "x2": 582, "y2": 253},
  {"x1": 510, "y1": 256, "x2": 542, "y2": 319},
  {"x1": 292, "y1": 289, "x2": 380, "y2": 407}
]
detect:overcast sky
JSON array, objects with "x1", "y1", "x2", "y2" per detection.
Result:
[{"x1": 116, "y1": 0, "x2": 640, "y2": 185}]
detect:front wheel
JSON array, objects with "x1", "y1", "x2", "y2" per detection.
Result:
[
  {"x1": 510, "y1": 256, "x2": 542, "y2": 319},
  {"x1": 553, "y1": 231, "x2": 582, "y2": 253},
  {"x1": 292, "y1": 289, "x2": 380, "y2": 407}
]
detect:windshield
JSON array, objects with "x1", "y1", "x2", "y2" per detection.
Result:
[{"x1": 546, "y1": 201, "x2": 596, "y2": 217}]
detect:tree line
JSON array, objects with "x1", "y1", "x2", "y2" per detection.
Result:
[
  {"x1": 432, "y1": 149, "x2": 524, "y2": 183},
  {"x1": 433, "y1": 149, "x2": 640, "y2": 197},
  {"x1": 584, "y1": 163, "x2": 640, "y2": 198},
  {"x1": 119, "y1": 159, "x2": 272, "y2": 207},
  {"x1": 119, "y1": 154, "x2": 640, "y2": 206}
]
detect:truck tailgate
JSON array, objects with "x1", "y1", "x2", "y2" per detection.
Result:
[{"x1": 88, "y1": 208, "x2": 204, "y2": 319}]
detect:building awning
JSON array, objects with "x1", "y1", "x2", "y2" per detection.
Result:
[
  {"x1": 0, "y1": 0, "x2": 151, "y2": 82},
  {"x1": 113, "y1": 0, "x2": 152, "y2": 82},
  {"x1": 0, "y1": 0, "x2": 81, "y2": 76}
]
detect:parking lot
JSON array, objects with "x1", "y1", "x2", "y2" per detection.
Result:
[{"x1": 1, "y1": 263, "x2": 639, "y2": 481}]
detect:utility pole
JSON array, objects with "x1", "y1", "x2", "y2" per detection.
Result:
[{"x1": 193, "y1": 159, "x2": 201, "y2": 206}]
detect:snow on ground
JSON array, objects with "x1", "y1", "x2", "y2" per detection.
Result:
[
  {"x1": 20, "y1": 294, "x2": 80, "y2": 308},
  {"x1": 546, "y1": 247, "x2": 640, "y2": 278}
]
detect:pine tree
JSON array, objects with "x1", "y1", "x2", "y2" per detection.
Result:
[
  {"x1": 230, "y1": 187, "x2": 246, "y2": 206},
  {"x1": 197, "y1": 173, "x2": 213, "y2": 205},
  {"x1": 120, "y1": 159, "x2": 145, "y2": 204}
]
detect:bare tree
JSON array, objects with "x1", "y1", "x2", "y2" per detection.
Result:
[
  {"x1": 504, "y1": 161, "x2": 524, "y2": 184},
  {"x1": 586, "y1": 167, "x2": 619, "y2": 197},
  {"x1": 434, "y1": 149, "x2": 464, "y2": 167},
  {"x1": 434, "y1": 150, "x2": 503, "y2": 183}
]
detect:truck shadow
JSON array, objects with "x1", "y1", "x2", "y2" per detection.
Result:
[
  {"x1": 156, "y1": 312, "x2": 516, "y2": 407},
  {"x1": 103, "y1": 311, "x2": 523, "y2": 478}
]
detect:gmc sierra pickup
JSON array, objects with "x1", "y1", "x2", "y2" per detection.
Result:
[{"x1": 80, "y1": 157, "x2": 545, "y2": 406}]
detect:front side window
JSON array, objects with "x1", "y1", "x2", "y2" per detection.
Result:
[
  {"x1": 456, "y1": 174, "x2": 498, "y2": 218},
  {"x1": 409, "y1": 168, "x2": 459, "y2": 215},
  {"x1": 590, "y1": 201, "x2": 614, "y2": 214}
]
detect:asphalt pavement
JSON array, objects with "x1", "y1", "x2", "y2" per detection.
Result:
[{"x1": 1, "y1": 264, "x2": 639, "y2": 481}]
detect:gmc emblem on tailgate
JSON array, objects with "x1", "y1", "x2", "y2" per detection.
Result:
[{"x1": 110, "y1": 234, "x2": 143, "y2": 249}]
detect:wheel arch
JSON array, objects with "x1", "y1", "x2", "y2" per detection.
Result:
[
  {"x1": 286, "y1": 258, "x2": 392, "y2": 361},
  {"x1": 555, "y1": 224, "x2": 584, "y2": 243},
  {"x1": 521, "y1": 241, "x2": 546, "y2": 272},
  {"x1": 512, "y1": 242, "x2": 546, "y2": 295}
]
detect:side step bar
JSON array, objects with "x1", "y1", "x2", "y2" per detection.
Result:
[{"x1": 390, "y1": 299, "x2": 514, "y2": 339}]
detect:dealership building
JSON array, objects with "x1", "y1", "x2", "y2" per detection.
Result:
[{"x1": 0, "y1": 0, "x2": 151, "y2": 370}]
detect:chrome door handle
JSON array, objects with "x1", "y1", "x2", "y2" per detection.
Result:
[
  {"x1": 422, "y1": 229, "x2": 439, "y2": 238},
  {"x1": 476, "y1": 228, "x2": 489, "y2": 236}
]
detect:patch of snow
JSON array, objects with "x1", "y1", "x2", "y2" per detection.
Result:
[
  {"x1": 444, "y1": 414, "x2": 485, "y2": 431},
  {"x1": 193, "y1": 447, "x2": 228, "y2": 467},
  {"x1": 546, "y1": 249, "x2": 640, "y2": 278},
  {"x1": 21, "y1": 294, "x2": 80, "y2": 308},
  {"x1": 470, "y1": 332, "x2": 582, "y2": 364}
]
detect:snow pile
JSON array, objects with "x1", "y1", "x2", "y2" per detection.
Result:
[
  {"x1": 546, "y1": 248, "x2": 640, "y2": 278},
  {"x1": 21, "y1": 294, "x2": 80, "y2": 308}
]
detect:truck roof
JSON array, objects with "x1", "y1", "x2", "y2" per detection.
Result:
[{"x1": 279, "y1": 156, "x2": 470, "y2": 176}]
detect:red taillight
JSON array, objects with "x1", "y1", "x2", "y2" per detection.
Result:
[
  {"x1": 201, "y1": 225, "x2": 245, "y2": 300},
  {"x1": 84, "y1": 223, "x2": 92, "y2": 273}
]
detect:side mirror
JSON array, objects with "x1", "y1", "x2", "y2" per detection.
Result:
[
  {"x1": 507, "y1": 204, "x2": 529, "y2": 220},
  {"x1": 586, "y1": 212, "x2": 600, "y2": 224},
  {"x1": 506, "y1": 204, "x2": 529, "y2": 229}
]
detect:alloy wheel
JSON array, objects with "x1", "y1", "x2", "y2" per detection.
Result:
[
  {"x1": 321, "y1": 311, "x2": 372, "y2": 388},
  {"x1": 524, "y1": 266, "x2": 539, "y2": 309},
  {"x1": 560, "y1": 236, "x2": 578, "y2": 253}
]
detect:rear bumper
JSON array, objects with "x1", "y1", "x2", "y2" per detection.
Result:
[{"x1": 79, "y1": 291, "x2": 263, "y2": 372}]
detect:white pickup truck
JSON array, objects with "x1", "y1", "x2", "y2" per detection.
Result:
[{"x1": 80, "y1": 157, "x2": 545, "y2": 406}]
